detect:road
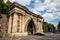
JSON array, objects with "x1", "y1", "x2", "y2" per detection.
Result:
[{"x1": 0, "y1": 33, "x2": 60, "y2": 40}]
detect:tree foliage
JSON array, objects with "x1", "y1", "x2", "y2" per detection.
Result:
[
  {"x1": 4, "y1": 0, "x2": 12, "y2": 14},
  {"x1": 0, "y1": 0, "x2": 5, "y2": 18},
  {"x1": 42, "y1": 21, "x2": 54, "y2": 33},
  {"x1": 0, "y1": 0, "x2": 12, "y2": 18}
]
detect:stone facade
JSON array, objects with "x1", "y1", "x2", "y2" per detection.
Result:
[
  {"x1": 0, "y1": 2, "x2": 43, "y2": 37},
  {"x1": 0, "y1": 14, "x2": 8, "y2": 36}
]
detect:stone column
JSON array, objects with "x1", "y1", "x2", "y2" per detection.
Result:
[
  {"x1": 20, "y1": 15, "x2": 22, "y2": 32},
  {"x1": 35, "y1": 18, "x2": 40, "y2": 33},
  {"x1": 22, "y1": 16, "x2": 25, "y2": 32},
  {"x1": 39, "y1": 22, "x2": 43, "y2": 33},
  {"x1": 37, "y1": 21, "x2": 40, "y2": 32},
  {"x1": 8, "y1": 16, "x2": 12, "y2": 33},
  {"x1": 37, "y1": 19, "x2": 43, "y2": 33},
  {"x1": 12, "y1": 13, "x2": 18, "y2": 33}
]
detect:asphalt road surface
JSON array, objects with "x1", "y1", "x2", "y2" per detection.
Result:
[{"x1": 0, "y1": 33, "x2": 60, "y2": 40}]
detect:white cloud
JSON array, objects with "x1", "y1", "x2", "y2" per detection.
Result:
[
  {"x1": 33, "y1": 10, "x2": 41, "y2": 15},
  {"x1": 30, "y1": 0, "x2": 60, "y2": 23},
  {"x1": 42, "y1": 12, "x2": 60, "y2": 22},
  {"x1": 30, "y1": 0, "x2": 46, "y2": 14},
  {"x1": 42, "y1": 13, "x2": 54, "y2": 21},
  {"x1": 4, "y1": 0, "x2": 31, "y2": 5},
  {"x1": 54, "y1": 12, "x2": 60, "y2": 18},
  {"x1": 31, "y1": 0, "x2": 60, "y2": 13},
  {"x1": 16, "y1": 0, "x2": 31, "y2": 5}
]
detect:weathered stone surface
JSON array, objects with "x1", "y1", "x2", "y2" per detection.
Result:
[
  {"x1": 0, "y1": 14, "x2": 8, "y2": 36},
  {"x1": 8, "y1": 2, "x2": 43, "y2": 37},
  {"x1": 0, "y1": 2, "x2": 43, "y2": 37}
]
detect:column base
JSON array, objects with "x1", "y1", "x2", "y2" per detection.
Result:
[{"x1": 11, "y1": 32, "x2": 28, "y2": 37}]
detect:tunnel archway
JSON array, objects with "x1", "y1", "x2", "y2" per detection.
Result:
[{"x1": 27, "y1": 19, "x2": 36, "y2": 35}]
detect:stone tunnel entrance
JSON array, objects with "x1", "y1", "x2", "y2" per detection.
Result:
[{"x1": 27, "y1": 20, "x2": 36, "y2": 35}]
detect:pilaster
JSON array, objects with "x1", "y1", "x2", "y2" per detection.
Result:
[
  {"x1": 12, "y1": 13, "x2": 18, "y2": 33},
  {"x1": 8, "y1": 16, "x2": 12, "y2": 33}
]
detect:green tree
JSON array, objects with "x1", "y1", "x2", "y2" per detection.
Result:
[
  {"x1": 42, "y1": 21, "x2": 54, "y2": 33},
  {"x1": 0, "y1": 0, "x2": 12, "y2": 18},
  {"x1": 42, "y1": 22, "x2": 48, "y2": 32},
  {"x1": 4, "y1": 0, "x2": 12, "y2": 14},
  {"x1": 0, "y1": 0, "x2": 5, "y2": 18}
]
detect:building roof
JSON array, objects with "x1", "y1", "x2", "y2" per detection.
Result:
[{"x1": 8, "y1": 2, "x2": 43, "y2": 19}]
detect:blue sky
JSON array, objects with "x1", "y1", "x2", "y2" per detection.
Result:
[{"x1": 4, "y1": 0, "x2": 60, "y2": 26}]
